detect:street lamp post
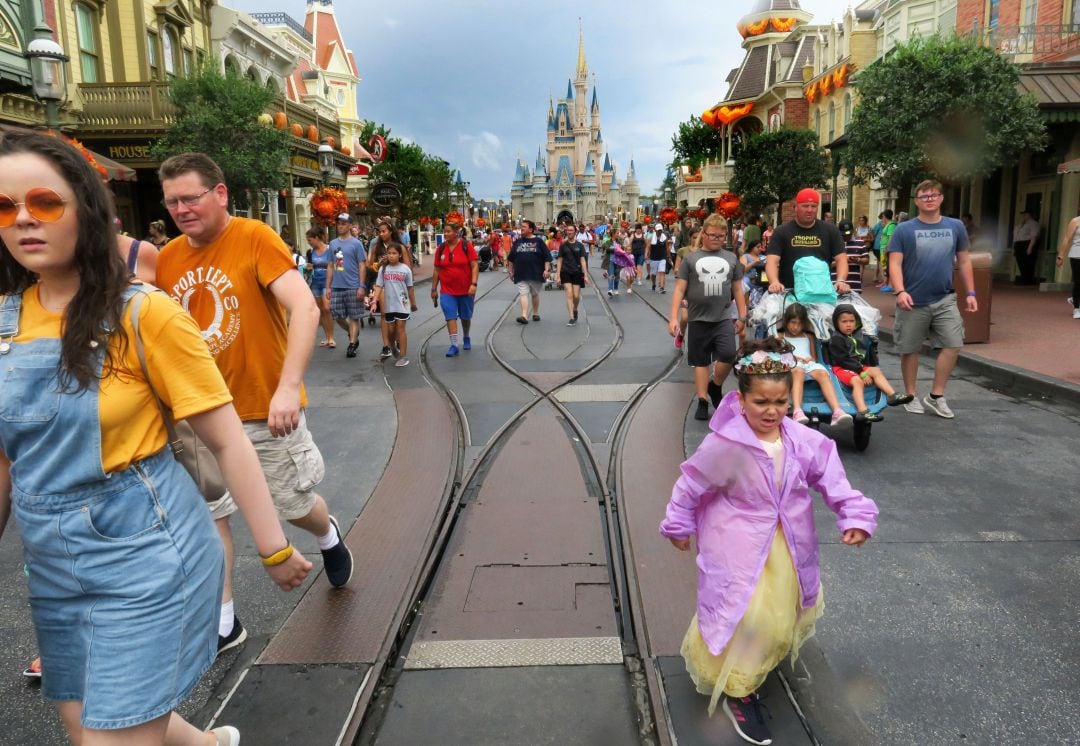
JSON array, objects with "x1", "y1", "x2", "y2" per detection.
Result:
[
  {"x1": 25, "y1": 35, "x2": 68, "y2": 130},
  {"x1": 317, "y1": 142, "x2": 335, "y2": 186}
]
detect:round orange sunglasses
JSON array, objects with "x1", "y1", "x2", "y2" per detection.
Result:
[{"x1": 0, "y1": 188, "x2": 68, "y2": 227}]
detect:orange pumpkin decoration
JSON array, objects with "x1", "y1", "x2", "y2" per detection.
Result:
[
  {"x1": 340, "y1": 145, "x2": 352, "y2": 156},
  {"x1": 307, "y1": 125, "x2": 319, "y2": 142},
  {"x1": 701, "y1": 109, "x2": 717, "y2": 128},
  {"x1": 771, "y1": 17, "x2": 797, "y2": 32},
  {"x1": 745, "y1": 19, "x2": 770, "y2": 36},
  {"x1": 326, "y1": 136, "x2": 336, "y2": 149},
  {"x1": 274, "y1": 111, "x2": 287, "y2": 129},
  {"x1": 290, "y1": 122, "x2": 303, "y2": 137},
  {"x1": 715, "y1": 103, "x2": 754, "y2": 126}
]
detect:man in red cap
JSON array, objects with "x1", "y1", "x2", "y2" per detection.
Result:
[{"x1": 765, "y1": 188, "x2": 848, "y2": 296}]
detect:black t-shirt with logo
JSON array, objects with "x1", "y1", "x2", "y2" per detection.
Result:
[
  {"x1": 766, "y1": 219, "x2": 845, "y2": 289},
  {"x1": 508, "y1": 236, "x2": 550, "y2": 282},
  {"x1": 558, "y1": 241, "x2": 587, "y2": 279}
]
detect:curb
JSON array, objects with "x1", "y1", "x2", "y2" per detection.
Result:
[{"x1": 875, "y1": 326, "x2": 1080, "y2": 409}]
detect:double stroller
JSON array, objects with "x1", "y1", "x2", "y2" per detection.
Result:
[{"x1": 751, "y1": 291, "x2": 887, "y2": 451}]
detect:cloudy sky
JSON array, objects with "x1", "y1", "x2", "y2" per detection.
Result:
[{"x1": 226, "y1": 0, "x2": 858, "y2": 200}]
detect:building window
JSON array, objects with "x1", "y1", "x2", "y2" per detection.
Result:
[
  {"x1": 986, "y1": 0, "x2": 1000, "y2": 29},
  {"x1": 183, "y1": 48, "x2": 193, "y2": 76},
  {"x1": 1072, "y1": 0, "x2": 1080, "y2": 24},
  {"x1": 828, "y1": 101, "x2": 836, "y2": 142},
  {"x1": 843, "y1": 93, "x2": 852, "y2": 128},
  {"x1": 147, "y1": 31, "x2": 158, "y2": 79},
  {"x1": 74, "y1": 3, "x2": 100, "y2": 83},
  {"x1": 162, "y1": 26, "x2": 179, "y2": 77},
  {"x1": 1021, "y1": 0, "x2": 1038, "y2": 26}
]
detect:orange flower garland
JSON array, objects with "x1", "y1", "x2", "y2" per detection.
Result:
[
  {"x1": 717, "y1": 192, "x2": 742, "y2": 219},
  {"x1": 715, "y1": 103, "x2": 754, "y2": 126},
  {"x1": 445, "y1": 210, "x2": 464, "y2": 226},
  {"x1": 745, "y1": 19, "x2": 770, "y2": 36},
  {"x1": 477, "y1": 217, "x2": 487, "y2": 228},
  {"x1": 770, "y1": 17, "x2": 797, "y2": 32},
  {"x1": 659, "y1": 207, "x2": 679, "y2": 225},
  {"x1": 309, "y1": 187, "x2": 349, "y2": 226}
]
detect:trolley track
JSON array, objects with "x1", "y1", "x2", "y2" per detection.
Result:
[{"x1": 352, "y1": 264, "x2": 682, "y2": 744}]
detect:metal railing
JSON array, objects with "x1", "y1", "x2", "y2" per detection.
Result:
[
  {"x1": 77, "y1": 82, "x2": 177, "y2": 130},
  {"x1": 249, "y1": 12, "x2": 312, "y2": 43},
  {"x1": 969, "y1": 23, "x2": 1080, "y2": 59}
]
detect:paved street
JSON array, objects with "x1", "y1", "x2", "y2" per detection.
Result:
[{"x1": 2, "y1": 261, "x2": 1078, "y2": 744}]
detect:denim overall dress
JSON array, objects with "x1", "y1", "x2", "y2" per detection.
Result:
[{"x1": 0, "y1": 288, "x2": 223, "y2": 730}]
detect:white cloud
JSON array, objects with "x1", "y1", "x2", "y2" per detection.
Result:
[{"x1": 460, "y1": 131, "x2": 503, "y2": 171}]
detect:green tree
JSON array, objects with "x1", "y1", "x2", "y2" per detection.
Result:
[
  {"x1": 842, "y1": 34, "x2": 1046, "y2": 200},
  {"x1": 151, "y1": 61, "x2": 290, "y2": 200},
  {"x1": 367, "y1": 140, "x2": 455, "y2": 219},
  {"x1": 670, "y1": 115, "x2": 725, "y2": 170},
  {"x1": 729, "y1": 128, "x2": 830, "y2": 217}
]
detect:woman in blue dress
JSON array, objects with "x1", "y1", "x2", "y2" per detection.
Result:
[{"x1": 306, "y1": 225, "x2": 335, "y2": 348}]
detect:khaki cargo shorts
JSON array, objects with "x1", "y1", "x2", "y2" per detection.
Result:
[
  {"x1": 894, "y1": 293, "x2": 965, "y2": 354},
  {"x1": 207, "y1": 410, "x2": 324, "y2": 521}
]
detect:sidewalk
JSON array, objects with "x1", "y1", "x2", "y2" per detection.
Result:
[{"x1": 861, "y1": 281, "x2": 1080, "y2": 401}]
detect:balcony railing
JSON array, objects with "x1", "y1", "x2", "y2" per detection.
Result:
[
  {"x1": 249, "y1": 13, "x2": 312, "y2": 43},
  {"x1": 77, "y1": 82, "x2": 177, "y2": 131},
  {"x1": 970, "y1": 23, "x2": 1080, "y2": 59}
]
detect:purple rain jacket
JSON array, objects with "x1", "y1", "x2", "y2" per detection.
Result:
[{"x1": 660, "y1": 391, "x2": 879, "y2": 655}]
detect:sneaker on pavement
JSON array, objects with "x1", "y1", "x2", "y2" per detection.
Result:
[
  {"x1": 462, "y1": 336, "x2": 472, "y2": 351},
  {"x1": 1068, "y1": 296, "x2": 1073, "y2": 306},
  {"x1": 793, "y1": 408, "x2": 809, "y2": 424},
  {"x1": 626, "y1": 287, "x2": 633, "y2": 294},
  {"x1": 567, "y1": 318, "x2": 576, "y2": 326},
  {"x1": 613, "y1": 289, "x2": 620, "y2": 296},
  {"x1": 516, "y1": 316, "x2": 528, "y2": 325},
  {"x1": 210, "y1": 725, "x2": 240, "y2": 746},
  {"x1": 830, "y1": 410, "x2": 854, "y2": 426},
  {"x1": 394, "y1": 357, "x2": 410, "y2": 367},
  {"x1": 880, "y1": 285, "x2": 893, "y2": 293},
  {"x1": 345, "y1": 341, "x2": 358, "y2": 359},
  {"x1": 1073, "y1": 308, "x2": 1080, "y2": 319},
  {"x1": 723, "y1": 693, "x2": 773, "y2": 745},
  {"x1": 903, "y1": 397, "x2": 925, "y2": 414},
  {"x1": 22, "y1": 657, "x2": 42, "y2": 679},
  {"x1": 322, "y1": 516, "x2": 354, "y2": 588},
  {"x1": 661, "y1": 287, "x2": 667, "y2": 293},
  {"x1": 856, "y1": 409, "x2": 884, "y2": 423},
  {"x1": 217, "y1": 617, "x2": 247, "y2": 656},
  {"x1": 445, "y1": 344, "x2": 459, "y2": 357},
  {"x1": 607, "y1": 289, "x2": 613, "y2": 296},
  {"x1": 923, "y1": 395, "x2": 955, "y2": 419},
  {"x1": 887, "y1": 392, "x2": 914, "y2": 406},
  {"x1": 379, "y1": 346, "x2": 392, "y2": 360},
  {"x1": 694, "y1": 398, "x2": 710, "y2": 421}
]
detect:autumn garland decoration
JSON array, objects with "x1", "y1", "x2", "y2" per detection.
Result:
[
  {"x1": 445, "y1": 210, "x2": 465, "y2": 226},
  {"x1": 309, "y1": 187, "x2": 350, "y2": 226},
  {"x1": 659, "y1": 207, "x2": 679, "y2": 226}
]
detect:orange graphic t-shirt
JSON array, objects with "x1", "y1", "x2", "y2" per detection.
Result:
[{"x1": 157, "y1": 217, "x2": 307, "y2": 421}]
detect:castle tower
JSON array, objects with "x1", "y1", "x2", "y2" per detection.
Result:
[{"x1": 531, "y1": 147, "x2": 551, "y2": 224}]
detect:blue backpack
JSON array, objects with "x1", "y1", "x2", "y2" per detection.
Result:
[{"x1": 793, "y1": 256, "x2": 837, "y2": 304}]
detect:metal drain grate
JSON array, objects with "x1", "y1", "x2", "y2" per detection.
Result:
[
  {"x1": 554, "y1": 384, "x2": 643, "y2": 403},
  {"x1": 404, "y1": 637, "x2": 623, "y2": 669}
]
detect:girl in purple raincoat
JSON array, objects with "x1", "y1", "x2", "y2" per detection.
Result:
[{"x1": 660, "y1": 337, "x2": 878, "y2": 745}]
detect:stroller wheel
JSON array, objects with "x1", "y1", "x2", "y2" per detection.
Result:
[{"x1": 853, "y1": 419, "x2": 872, "y2": 451}]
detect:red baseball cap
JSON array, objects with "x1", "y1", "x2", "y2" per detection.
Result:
[{"x1": 795, "y1": 188, "x2": 820, "y2": 204}]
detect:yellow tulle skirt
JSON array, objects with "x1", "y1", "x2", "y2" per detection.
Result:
[{"x1": 681, "y1": 527, "x2": 824, "y2": 715}]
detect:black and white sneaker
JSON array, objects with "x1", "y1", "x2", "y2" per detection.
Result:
[
  {"x1": 722, "y1": 693, "x2": 773, "y2": 745},
  {"x1": 693, "y1": 398, "x2": 710, "y2": 421},
  {"x1": 567, "y1": 318, "x2": 576, "y2": 326},
  {"x1": 707, "y1": 380, "x2": 724, "y2": 408},
  {"x1": 217, "y1": 616, "x2": 248, "y2": 657},
  {"x1": 379, "y1": 346, "x2": 393, "y2": 360},
  {"x1": 346, "y1": 341, "x2": 358, "y2": 358},
  {"x1": 322, "y1": 516, "x2": 353, "y2": 588}
]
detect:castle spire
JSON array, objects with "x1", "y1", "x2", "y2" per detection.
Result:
[{"x1": 577, "y1": 19, "x2": 587, "y2": 77}]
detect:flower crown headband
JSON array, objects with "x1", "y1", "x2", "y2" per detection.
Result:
[{"x1": 735, "y1": 350, "x2": 796, "y2": 375}]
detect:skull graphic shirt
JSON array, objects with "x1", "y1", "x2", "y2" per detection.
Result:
[{"x1": 677, "y1": 248, "x2": 743, "y2": 323}]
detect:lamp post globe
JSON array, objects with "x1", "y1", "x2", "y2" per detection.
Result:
[
  {"x1": 25, "y1": 36, "x2": 68, "y2": 129},
  {"x1": 317, "y1": 142, "x2": 335, "y2": 184}
]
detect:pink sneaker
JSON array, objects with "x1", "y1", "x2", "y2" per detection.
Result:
[
  {"x1": 793, "y1": 408, "x2": 809, "y2": 424},
  {"x1": 830, "y1": 409, "x2": 853, "y2": 426},
  {"x1": 674, "y1": 330, "x2": 684, "y2": 350}
]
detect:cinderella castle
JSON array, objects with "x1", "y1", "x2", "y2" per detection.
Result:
[{"x1": 510, "y1": 30, "x2": 640, "y2": 226}]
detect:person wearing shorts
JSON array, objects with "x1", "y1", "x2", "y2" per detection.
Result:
[
  {"x1": 432, "y1": 220, "x2": 479, "y2": 356},
  {"x1": 669, "y1": 214, "x2": 746, "y2": 421},
  {"x1": 888, "y1": 178, "x2": 977, "y2": 420},
  {"x1": 630, "y1": 225, "x2": 647, "y2": 284},
  {"x1": 373, "y1": 243, "x2": 417, "y2": 367},
  {"x1": 157, "y1": 153, "x2": 355, "y2": 657},
  {"x1": 557, "y1": 223, "x2": 588, "y2": 325},
  {"x1": 508, "y1": 219, "x2": 550, "y2": 323},
  {"x1": 649, "y1": 225, "x2": 669, "y2": 293},
  {"x1": 325, "y1": 213, "x2": 368, "y2": 358}
]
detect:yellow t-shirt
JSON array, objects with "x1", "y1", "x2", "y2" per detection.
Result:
[
  {"x1": 14, "y1": 285, "x2": 234, "y2": 473},
  {"x1": 156, "y1": 217, "x2": 306, "y2": 421}
]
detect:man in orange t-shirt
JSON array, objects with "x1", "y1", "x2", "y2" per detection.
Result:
[{"x1": 157, "y1": 153, "x2": 354, "y2": 654}]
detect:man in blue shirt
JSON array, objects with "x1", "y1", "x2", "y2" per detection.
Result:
[
  {"x1": 888, "y1": 179, "x2": 977, "y2": 419},
  {"x1": 507, "y1": 219, "x2": 550, "y2": 323},
  {"x1": 325, "y1": 213, "x2": 368, "y2": 358}
]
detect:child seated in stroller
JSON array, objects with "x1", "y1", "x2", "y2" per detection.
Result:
[
  {"x1": 776, "y1": 303, "x2": 852, "y2": 427},
  {"x1": 827, "y1": 304, "x2": 913, "y2": 421}
]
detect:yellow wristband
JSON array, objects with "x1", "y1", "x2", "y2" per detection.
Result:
[{"x1": 260, "y1": 543, "x2": 294, "y2": 567}]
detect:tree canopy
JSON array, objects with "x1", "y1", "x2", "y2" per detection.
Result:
[
  {"x1": 670, "y1": 116, "x2": 725, "y2": 170},
  {"x1": 151, "y1": 61, "x2": 290, "y2": 197},
  {"x1": 729, "y1": 128, "x2": 830, "y2": 216},
  {"x1": 842, "y1": 34, "x2": 1046, "y2": 193},
  {"x1": 365, "y1": 129, "x2": 455, "y2": 219}
]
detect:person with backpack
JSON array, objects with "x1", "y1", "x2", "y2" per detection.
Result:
[{"x1": 765, "y1": 188, "x2": 848, "y2": 300}]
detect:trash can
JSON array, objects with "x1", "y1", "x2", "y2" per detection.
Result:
[{"x1": 955, "y1": 252, "x2": 992, "y2": 343}]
